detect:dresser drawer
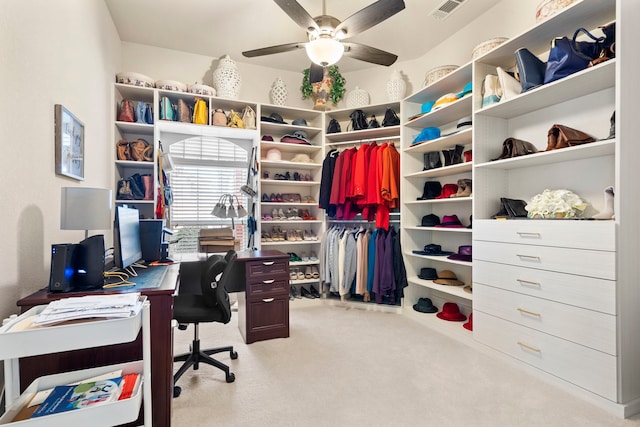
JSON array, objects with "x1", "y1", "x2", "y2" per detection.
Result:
[
  {"x1": 473, "y1": 260, "x2": 616, "y2": 314},
  {"x1": 473, "y1": 220, "x2": 615, "y2": 251},
  {"x1": 474, "y1": 311, "x2": 617, "y2": 400},
  {"x1": 245, "y1": 295, "x2": 290, "y2": 343},
  {"x1": 473, "y1": 241, "x2": 615, "y2": 280},
  {"x1": 247, "y1": 279, "x2": 289, "y2": 298},
  {"x1": 246, "y1": 259, "x2": 288, "y2": 280},
  {"x1": 474, "y1": 284, "x2": 616, "y2": 354}
]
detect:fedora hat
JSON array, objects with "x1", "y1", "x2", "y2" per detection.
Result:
[
  {"x1": 413, "y1": 297, "x2": 438, "y2": 314},
  {"x1": 433, "y1": 270, "x2": 464, "y2": 286},
  {"x1": 435, "y1": 184, "x2": 458, "y2": 199},
  {"x1": 418, "y1": 267, "x2": 437, "y2": 280},
  {"x1": 435, "y1": 214, "x2": 465, "y2": 228},
  {"x1": 463, "y1": 312, "x2": 473, "y2": 330},
  {"x1": 412, "y1": 244, "x2": 453, "y2": 256},
  {"x1": 261, "y1": 112, "x2": 287, "y2": 124},
  {"x1": 436, "y1": 302, "x2": 467, "y2": 322},
  {"x1": 448, "y1": 245, "x2": 472, "y2": 262},
  {"x1": 417, "y1": 181, "x2": 442, "y2": 201},
  {"x1": 292, "y1": 118, "x2": 308, "y2": 126},
  {"x1": 418, "y1": 214, "x2": 440, "y2": 227}
]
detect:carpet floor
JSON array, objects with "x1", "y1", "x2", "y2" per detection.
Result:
[{"x1": 171, "y1": 300, "x2": 640, "y2": 427}]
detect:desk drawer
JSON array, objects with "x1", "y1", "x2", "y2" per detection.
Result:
[
  {"x1": 246, "y1": 259, "x2": 288, "y2": 279},
  {"x1": 247, "y1": 278, "x2": 288, "y2": 298},
  {"x1": 473, "y1": 241, "x2": 615, "y2": 280},
  {"x1": 473, "y1": 220, "x2": 614, "y2": 251},
  {"x1": 474, "y1": 311, "x2": 617, "y2": 400},
  {"x1": 245, "y1": 295, "x2": 290, "y2": 344},
  {"x1": 474, "y1": 284, "x2": 616, "y2": 355},
  {"x1": 473, "y1": 260, "x2": 616, "y2": 314}
]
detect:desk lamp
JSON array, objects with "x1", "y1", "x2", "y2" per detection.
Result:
[{"x1": 60, "y1": 187, "x2": 112, "y2": 238}]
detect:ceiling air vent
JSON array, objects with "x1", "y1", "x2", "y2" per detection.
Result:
[{"x1": 430, "y1": 0, "x2": 466, "y2": 20}]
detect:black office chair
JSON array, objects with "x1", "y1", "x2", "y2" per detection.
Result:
[{"x1": 173, "y1": 250, "x2": 238, "y2": 398}]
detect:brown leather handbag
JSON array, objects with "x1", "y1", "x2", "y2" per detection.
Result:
[
  {"x1": 494, "y1": 138, "x2": 538, "y2": 160},
  {"x1": 117, "y1": 139, "x2": 131, "y2": 160},
  {"x1": 129, "y1": 139, "x2": 154, "y2": 162},
  {"x1": 546, "y1": 124, "x2": 595, "y2": 150},
  {"x1": 117, "y1": 99, "x2": 135, "y2": 122}
]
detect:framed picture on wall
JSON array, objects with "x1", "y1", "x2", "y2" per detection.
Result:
[{"x1": 54, "y1": 104, "x2": 84, "y2": 180}]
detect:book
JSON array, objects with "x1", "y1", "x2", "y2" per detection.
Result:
[
  {"x1": 30, "y1": 376, "x2": 124, "y2": 418},
  {"x1": 117, "y1": 373, "x2": 141, "y2": 400}
]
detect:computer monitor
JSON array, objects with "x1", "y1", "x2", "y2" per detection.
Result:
[{"x1": 113, "y1": 205, "x2": 143, "y2": 271}]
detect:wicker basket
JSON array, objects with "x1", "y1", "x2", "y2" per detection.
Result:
[
  {"x1": 472, "y1": 37, "x2": 508, "y2": 60},
  {"x1": 536, "y1": 0, "x2": 577, "y2": 23},
  {"x1": 423, "y1": 65, "x2": 459, "y2": 87}
]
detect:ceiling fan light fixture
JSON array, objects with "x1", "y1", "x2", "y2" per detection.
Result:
[{"x1": 305, "y1": 37, "x2": 344, "y2": 66}]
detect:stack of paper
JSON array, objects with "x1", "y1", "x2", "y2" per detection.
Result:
[{"x1": 33, "y1": 293, "x2": 144, "y2": 326}]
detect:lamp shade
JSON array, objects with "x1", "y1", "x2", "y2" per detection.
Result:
[
  {"x1": 61, "y1": 187, "x2": 112, "y2": 233},
  {"x1": 305, "y1": 38, "x2": 344, "y2": 66}
]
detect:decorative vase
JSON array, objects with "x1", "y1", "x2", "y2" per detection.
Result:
[
  {"x1": 386, "y1": 69, "x2": 406, "y2": 101},
  {"x1": 346, "y1": 86, "x2": 370, "y2": 108},
  {"x1": 311, "y1": 69, "x2": 333, "y2": 111},
  {"x1": 270, "y1": 77, "x2": 287, "y2": 105},
  {"x1": 212, "y1": 54, "x2": 241, "y2": 99}
]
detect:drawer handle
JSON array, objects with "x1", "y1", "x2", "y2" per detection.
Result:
[
  {"x1": 517, "y1": 307, "x2": 541, "y2": 317},
  {"x1": 516, "y1": 232, "x2": 541, "y2": 238},
  {"x1": 262, "y1": 279, "x2": 275, "y2": 284},
  {"x1": 517, "y1": 341, "x2": 541, "y2": 353},
  {"x1": 262, "y1": 298, "x2": 275, "y2": 303},
  {"x1": 262, "y1": 261, "x2": 275, "y2": 266},
  {"x1": 517, "y1": 254, "x2": 540, "y2": 261},
  {"x1": 516, "y1": 279, "x2": 541, "y2": 287}
]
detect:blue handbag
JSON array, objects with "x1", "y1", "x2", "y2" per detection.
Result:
[
  {"x1": 135, "y1": 101, "x2": 148, "y2": 124},
  {"x1": 144, "y1": 103, "x2": 153, "y2": 124},
  {"x1": 544, "y1": 27, "x2": 606, "y2": 84}
]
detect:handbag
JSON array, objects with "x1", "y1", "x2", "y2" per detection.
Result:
[
  {"x1": 129, "y1": 173, "x2": 145, "y2": 200},
  {"x1": 496, "y1": 67, "x2": 521, "y2": 101},
  {"x1": 546, "y1": 124, "x2": 595, "y2": 150},
  {"x1": 144, "y1": 103, "x2": 154, "y2": 124},
  {"x1": 227, "y1": 110, "x2": 245, "y2": 128},
  {"x1": 481, "y1": 75, "x2": 502, "y2": 107},
  {"x1": 177, "y1": 99, "x2": 191, "y2": 123},
  {"x1": 160, "y1": 96, "x2": 175, "y2": 121},
  {"x1": 368, "y1": 115, "x2": 380, "y2": 129},
  {"x1": 117, "y1": 178, "x2": 134, "y2": 200},
  {"x1": 349, "y1": 109, "x2": 368, "y2": 131},
  {"x1": 493, "y1": 138, "x2": 538, "y2": 160},
  {"x1": 493, "y1": 198, "x2": 528, "y2": 218},
  {"x1": 135, "y1": 101, "x2": 148, "y2": 124},
  {"x1": 212, "y1": 108, "x2": 227, "y2": 126},
  {"x1": 233, "y1": 195, "x2": 248, "y2": 218},
  {"x1": 212, "y1": 194, "x2": 229, "y2": 218},
  {"x1": 381, "y1": 107, "x2": 400, "y2": 127},
  {"x1": 129, "y1": 138, "x2": 153, "y2": 162},
  {"x1": 117, "y1": 99, "x2": 135, "y2": 122},
  {"x1": 241, "y1": 106, "x2": 257, "y2": 129},
  {"x1": 117, "y1": 139, "x2": 131, "y2": 161},
  {"x1": 514, "y1": 48, "x2": 546, "y2": 92},
  {"x1": 193, "y1": 98, "x2": 208, "y2": 124},
  {"x1": 327, "y1": 118, "x2": 341, "y2": 134}
]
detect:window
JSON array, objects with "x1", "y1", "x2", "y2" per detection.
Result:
[{"x1": 167, "y1": 136, "x2": 250, "y2": 253}]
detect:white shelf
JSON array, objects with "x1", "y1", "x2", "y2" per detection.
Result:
[
  {"x1": 407, "y1": 275, "x2": 472, "y2": 301},
  {"x1": 324, "y1": 126, "x2": 401, "y2": 144},
  {"x1": 261, "y1": 240, "x2": 321, "y2": 246},
  {"x1": 260, "y1": 141, "x2": 322, "y2": 154},
  {"x1": 404, "y1": 226, "x2": 472, "y2": 234},
  {"x1": 404, "y1": 129, "x2": 472, "y2": 153},
  {"x1": 260, "y1": 160, "x2": 322, "y2": 170},
  {"x1": 261, "y1": 179, "x2": 320, "y2": 186},
  {"x1": 405, "y1": 197, "x2": 472, "y2": 205},
  {"x1": 404, "y1": 251, "x2": 472, "y2": 267},
  {"x1": 403, "y1": 95, "x2": 472, "y2": 129},
  {"x1": 403, "y1": 163, "x2": 472, "y2": 179}
]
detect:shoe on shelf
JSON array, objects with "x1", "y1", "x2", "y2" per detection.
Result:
[
  {"x1": 296, "y1": 269, "x2": 305, "y2": 280},
  {"x1": 305, "y1": 266, "x2": 313, "y2": 279},
  {"x1": 311, "y1": 266, "x2": 320, "y2": 279},
  {"x1": 300, "y1": 286, "x2": 314, "y2": 299},
  {"x1": 300, "y1": 251, "x2": 309, "y2": 261},
  {"x1": 310, "y1": 284, "x2": 321, "y2": 298},
  {"x1": 290, "y1": 269, "x2": 298, "y2": 280},
  {"x1": 289, "y1": 285, "x2": 296, "y2": 300},
  {"x1": 262, "y1": 193, "x2": 270, "y2": 202},
  {"x1": 309, "y1": 251, "x2": 318, "y2": 261}
]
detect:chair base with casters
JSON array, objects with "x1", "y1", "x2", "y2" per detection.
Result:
[{"x1": 173, "y1": 322, "x2": 237, "y2": 398}]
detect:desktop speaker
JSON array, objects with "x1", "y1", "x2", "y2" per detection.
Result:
[
  {"x1": 139, "y1": 219, "x2": 164, "y2": 262},
  {"x1": 49, "y1": 243, "x2": 77, "y2": 293}
]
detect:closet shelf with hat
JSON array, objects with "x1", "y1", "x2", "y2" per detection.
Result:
[{"x1": 400, "y1": 61, "x2": 473, "y2": 337}]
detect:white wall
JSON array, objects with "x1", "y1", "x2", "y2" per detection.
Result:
[{"x1": 0, "y1": 0, "x2": 121, "y2": 320}]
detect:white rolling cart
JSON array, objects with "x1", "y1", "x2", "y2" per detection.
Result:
[{"x1": 0, "y1": 298, "x2": 152, "y2": 426}]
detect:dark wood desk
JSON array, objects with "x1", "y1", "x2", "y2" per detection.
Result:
[{"x1": 16, "y1": 264, "x2": 179, "y2": 427}]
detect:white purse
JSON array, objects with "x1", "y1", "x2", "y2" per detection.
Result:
[{"x1": 241, "y1": 106, "x2": 256, "y2": 129}]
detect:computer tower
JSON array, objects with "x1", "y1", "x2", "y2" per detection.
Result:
[
  {"x1": 48, "y1": 243, "x2": 77, "y2": 293},
  {"x1": 74, "y1": 234, "x2": 106, "y2": 290},
  {"x1": 139, "y1": 219, "x2": 164, "y2": 262}
]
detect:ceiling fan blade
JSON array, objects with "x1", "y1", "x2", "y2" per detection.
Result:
[
  {"x1": 342, "y1": 42, "x2": 398, "y2": 66},
  {"x1": 273, "y1": 0, "x2": 320, "y2": 33},
  {"x1": 242, "y1": 42, "x2": 305, "y2": 58},
  {"x1": 309, "y1": 63, "x2": 324, "y2": 84},
  {"x1": 335, "y1": 0, "x2": 405, "y2": 39}
]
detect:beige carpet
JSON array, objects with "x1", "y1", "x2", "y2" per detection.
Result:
[{"x1": 172, "y1": 300, "x2": 640, "y2": 427}]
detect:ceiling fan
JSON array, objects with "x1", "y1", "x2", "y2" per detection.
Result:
[{"x1": 242, "y1": 0, "x2": 406, "y2": 82}]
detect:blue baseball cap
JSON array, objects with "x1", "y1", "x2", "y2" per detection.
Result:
[
  {"x1": 457, "y1": 81, "x2": 473, "y2": 99},
  {"x1": 412, "y1": 127, "x2": 441, "y2": 144}
]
